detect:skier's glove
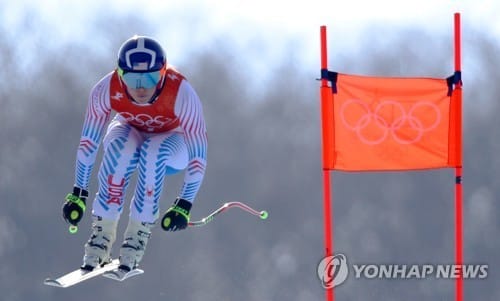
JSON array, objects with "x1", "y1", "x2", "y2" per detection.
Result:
[
  {"x1": 62, "y1": 187, "x2": 88, "y2": 226},
  {"x1": 161, "y1": 198, "x2": 192, "y2": 231}
]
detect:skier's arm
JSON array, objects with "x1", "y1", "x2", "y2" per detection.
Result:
[
  {"x1": 74, "y1": 76, "x2": 113, "y2": 190},
  {"x1": 176, "y1": 80, "x2": 208, "y2": 203}
]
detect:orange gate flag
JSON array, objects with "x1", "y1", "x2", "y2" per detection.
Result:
[{"x1": 321, "y1": 71, "x2": 462, "y2": 171}]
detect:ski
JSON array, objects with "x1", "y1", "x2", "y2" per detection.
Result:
[
  {"x1": 102, "y1": 267, "x2": 144, "y2": 281},
  {"x1": 44, "y1": 259, "x2": 121, "y2": 288}
]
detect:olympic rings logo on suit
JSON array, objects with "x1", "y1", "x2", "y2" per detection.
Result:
[
  {"x1": 339, "y1": 99, "x2": 442, "y2": 145},
  {"x1": 119, "y1": 112, "x2": 177, "y2": 131}
]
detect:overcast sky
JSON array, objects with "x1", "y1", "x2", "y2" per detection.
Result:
[{"x1": 3, "y1": 0, "x2": 500, "y2": 75}]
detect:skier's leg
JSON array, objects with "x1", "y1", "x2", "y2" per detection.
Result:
[
  {"x1": 82, "y1": 120, "x2": 142, "y2": 270},
  {"x1": 119, "y1": 132, "x2": 187, "y2": 270},
  {"x1": 92, "y1": 120, "x2": 143, "y2": 218}
]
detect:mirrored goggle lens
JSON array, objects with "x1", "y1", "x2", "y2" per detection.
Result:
[{"x1": 120, "y1": 71, "x2": 161, "y2": 89}]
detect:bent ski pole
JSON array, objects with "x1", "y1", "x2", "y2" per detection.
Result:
[{"x1": 189, "y1": 202, "x2": 268, "y2": 227}]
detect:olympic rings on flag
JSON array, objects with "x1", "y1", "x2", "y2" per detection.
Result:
[{"x1": 339, "y1": 99, "x2": 441, "y2": 145}]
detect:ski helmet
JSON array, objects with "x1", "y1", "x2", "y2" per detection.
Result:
[{"x1": 117, "y1": 35, "x2": 166, "y2": 73}]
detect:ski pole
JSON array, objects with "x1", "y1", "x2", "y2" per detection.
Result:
[
  {"x1": 68, "y1": 202, "x2": 268, "y2": 232},
  {"x1": 188, "y1": 202, "x2": 268, "y2": 227}
]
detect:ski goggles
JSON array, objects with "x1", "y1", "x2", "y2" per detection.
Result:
[{"x1": 117, "y1": 68, "x2": 162, "y2": 89}]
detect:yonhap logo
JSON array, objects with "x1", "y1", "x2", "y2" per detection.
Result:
[
  {"x1": 317, "y1": 253, "x2": 489, "y2": 289},
  {"x1": 317, "y1": 253, "x2": 349, "y2": 288}
]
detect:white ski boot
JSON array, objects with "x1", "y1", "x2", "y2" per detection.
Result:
[
  {"x1": 118, "y1": 219, "x2": 154, "y2": 272},
  {"x1": 81, "y1": 216, "x2": 118, "y2": 271}
]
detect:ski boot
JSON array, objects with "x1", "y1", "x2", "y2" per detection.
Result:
[
  {"x1": 81, "y1": 216, "x2": 118, "y2": 271},
  {"x1": 118, "y1": 219, "x2": 154, "y2": 273}
]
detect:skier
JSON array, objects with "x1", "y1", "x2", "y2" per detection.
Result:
[{"x1": 61, "y1": 35, "x2": 207, "y2": 275}]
